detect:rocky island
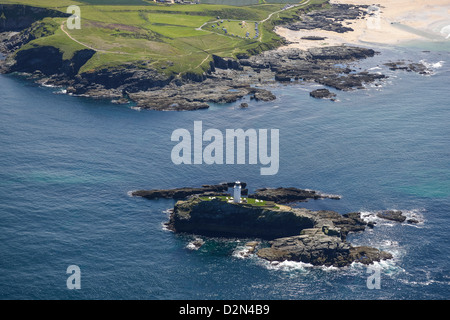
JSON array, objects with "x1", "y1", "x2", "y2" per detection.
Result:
[
  {"x1": 168, "y1": 195, "x2": 391, "y2": 267},
  {"x1": 133, "y1": 182, "x2": 392, "y2": 268}
]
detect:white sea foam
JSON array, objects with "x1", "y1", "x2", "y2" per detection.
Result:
[
  {"x1": 232, "y1": 245, "x2": 254, "y2": 259},
  {"x1": 53, "y1": 89, "x2": 67, "y2": 95},
  {"x1": 186, "y1": 237, "x2": 204, "y2": 250},
  {"x1": 41, "y1": 83, "x2": 57, "y2": 88},
  {"x1": 440, "y1": 25, "x2": 450, "y2": 39},
  {"x1": 263, "y1": 260, "x2": 312, "y2": 272},
  {"x1": 316, "y1": 191, "x2": 342, "y2": 199},
  {"x1": 419, "y1": 59, "x2": 445, "y2": 71},
  {"x1": 161, "y1": 222, "x2": 171, "y2": 232},
  {"x1": 360, "y1": 211, "x2": 392, "y2": 226},
  {"x1": 398, "y1": 274, "x2": 450, "y2": 287},
  {"x1": 348, "y1": 240, "x2": 406, "y2": 280}
]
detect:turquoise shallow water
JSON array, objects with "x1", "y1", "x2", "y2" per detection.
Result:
[{"x1": 0, "y1": 46, "x2": 449, "y2": 299}]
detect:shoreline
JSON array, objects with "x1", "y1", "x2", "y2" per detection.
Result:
[
  {"x1": 275, "y1": 0, "x2": 450, "y2": 50},
  {"x1": 0, "y1": 1, "x2": 444, "y2": 110}
]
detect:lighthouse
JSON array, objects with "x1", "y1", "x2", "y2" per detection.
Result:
[{"x1": 233, "y1": 181, "x2": 242, "y2": 203}]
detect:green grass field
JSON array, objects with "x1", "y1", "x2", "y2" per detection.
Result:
[
  {"x1": 199, "y1": 195, "x2": 280, "y2": 209},
  {"x1": 2, "y1": 0, "x2": 327, "y2": 76},
  {"x1": 207, "y1": 19, "x2": 259, "y2": 39}
]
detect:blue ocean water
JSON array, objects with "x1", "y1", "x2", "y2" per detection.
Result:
[{"x1": 0, "y1": 46, "x2": 449, "y2": 300}]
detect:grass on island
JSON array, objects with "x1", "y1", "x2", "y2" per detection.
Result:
[
  {"x1": 199, "y1": 195, "x2": 279, "y2": 209},
  {"x1": 2, "y1": 0, "x2": 328, "y2": 76}
]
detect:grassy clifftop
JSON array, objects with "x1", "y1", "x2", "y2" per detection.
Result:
[{"x1": 1, "y1": 0, "x2": 328, "y2": 77}]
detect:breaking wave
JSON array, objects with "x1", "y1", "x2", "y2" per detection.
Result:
[
  {"x1": 186, "y1": 238, "x2": 204, "y2": 251},
  {"x1": 419, "y1": 59, "x2": 445, "y2": 73},
  {"x1": 262, "y1": 260, "x2": 313, "y2": 272},
  {"x1": 232, "y1": 245, "x2": 254, "y2": 259}
]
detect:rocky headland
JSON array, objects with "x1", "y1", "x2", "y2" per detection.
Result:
[{"x1": 0, "y1": 3, "x2": 433, "y2": 110}]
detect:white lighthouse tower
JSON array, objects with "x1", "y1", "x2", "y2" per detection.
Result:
[{"x1": 233, "y1": 181, "x2": 242, "y2": 203}]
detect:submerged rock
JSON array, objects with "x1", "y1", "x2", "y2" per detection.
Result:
[
  {"x1": 384, "y1": 61, "x2": 431, "y2": 75},
  {"x1": 301, "y1": 36, "x2": 327, "y2": 41},
  {"x1": 310, "y1": 88, "x2": 336, "y2": 99}
]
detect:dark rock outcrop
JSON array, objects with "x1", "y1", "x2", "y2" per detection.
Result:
[
  {"x1": 9, "y1": 45, "x2": 95, "y2": 77},
  {"x1": 258, "y1": 235, "x2": 392, "y2": 267},
  {"x1": 239, "y1": 46, "x2": 385, "y2": 92},
  {"x1": 0, "y1": 19, "x2": 57, "y2": 55},
  {"x1": 127, "y1": 79, "x2": 275, "y2": 111},
  {"x1": 77, "y1": 65, "x2": 173, "y2": 92},
  {"x1": 10, "y1": 45, "x2": 63, "y2": 75},
  {"x1": 315, "y1": 211, "x2": 369, "y2": 240},
  {"x1": 384, "y1": 61, "x2": 431, "y2": 75},
  {"x1": 349, "y1": 246, "x2": 393, "y2": 265},
  {"x1": 132, "y1": 182, "x2": 247, "y2": 200},
  {"x1": 301, "y1": 36, "x2": 327, "y2": 41},
  {"x1": 310, "y1": 88, "x2": 336, "y2": 99},
  {"x1": 0, "y1": 4, "x2": 69, "y2": 32},
  {"x1": 377, "y1": 210, "x2": 407, "y2": 223},
  {"x1": 256, "y1": 229, "x2": 353, "y2": 267},
  {"x1": 249, "y1": 187, "x2": 340, "y2": 204},
  {"x1": 283, "y1": 4, "x2": 368, "y2": 34},
  {"x1": 308, "y1": 46, "x2": 376, "y2": 61},
  {"x1": 212, "y1": 54, "x2": 243, "y2": 71}
]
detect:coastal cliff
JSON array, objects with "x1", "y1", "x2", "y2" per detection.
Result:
[
  {"x1": 167, "y1": 197, "x2": 316, "y2": 240},
  {"x1": 10, "y1": 45, "x2": 95, "y2": 76},
  {"x1": 0, "y1": 4, "x2": 69, "y2": 32}
]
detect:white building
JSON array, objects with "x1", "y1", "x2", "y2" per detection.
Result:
[{"x1": 233, "y1": 181, "x2": 242, "y2": 203}]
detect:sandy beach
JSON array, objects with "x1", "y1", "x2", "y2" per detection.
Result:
[{"x1": 276, "y1": 0, "x2": 450, "y2": 49}]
